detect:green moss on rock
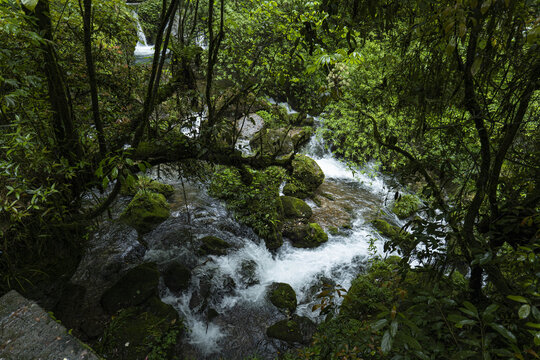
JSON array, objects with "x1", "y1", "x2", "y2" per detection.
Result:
[
  {"x1": 266, "y1": 315, "x2": 315, "y2": 344},
  {"x1": 121, "y1": 176, "x2": 174, "y2": 198},
  {"x1": 280, "y1": 196, "x2": 312, "y2": 220},
  {"x1": 120, "y1": 191, "x2": 170, "y2": 234},
  {"x1": 101, "y1": 262, "x2": 160, "y2": 314},
  {"x1": 392, "y1": 194, "x2": 421, "y2": 219},
  {"x1": 283, "y1": 222, "x2": 328, "y2": 248},
  {"x1": 372, "y1": 219, "x2": 414, "y2": 252},
  {"x1": 268, "y1": 282, "x2": 297, "y2": 313},
  {"x1": 250, "y1": 128, "x2": 294, "y2": 156},
  {"x1": 163, "y1": 262, "x2": 191, "y2": 292},
  {"x1": 199, "y1": 235, "x2": 231, "y2": 256},
  {"x1": 283, "y1": 155, "x2": 324, "y2": 199}
]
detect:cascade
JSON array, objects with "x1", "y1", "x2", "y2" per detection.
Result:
[{"x1": 131, "y1": 10, "x2": 154, "y2": 60}]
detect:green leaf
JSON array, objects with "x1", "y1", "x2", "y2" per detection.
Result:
[
  {"x1": 455, "y1": 319, "x2": 476, "y2": 328},
  {"x1": 526, "y1": 322, "x2": 540, "y2": 329},
  {"x1": 507, "y1": 295, "x2": 528, "y2": 304},
  {"x1": 21, "y1": 0, "x2": 38, "y2": 11},
  {"x1": 371, "y1": 319, "x2": 388, "y2": 332},
  {"x1": 483, "y1": 304, "x2": 499, "y2": 316},
  {"x1": 490, "y1": 323, "x2": 516, "y2": 343},
  {"x1": 381, "y1": 330, "x2": 393, "y2": 354},
  {"x1": 519, "y1": 304, "x2": 531, "y2": 319},
  {"x1": 390, "y1": 320, "x2": 398, "y2": 337}
]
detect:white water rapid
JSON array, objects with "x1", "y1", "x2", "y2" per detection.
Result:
[
  {"x1": 134, "y1": 120, "x2": 408, "y2": 358},
  {"x1": 132, "y1": 11, "x2": 154, "y2": 60}
]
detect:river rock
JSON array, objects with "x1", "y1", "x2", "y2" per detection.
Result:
[
  {"x1": 289, "y1": 126, "x2": 313, "y2": 148},
  {"x1": 280, "y1": 196, "x2": 312, "y2": 220},
  {"x1": 290, "y1": 112, "x2": 315, "y2": 127},
  {"x1": 97, "y1": 296, "x2": 181, "y2": 360},
  {"x1": 101, "y1": 262, "x2": 160, "y2": 314},
  {"x1": 236, "y1": 113, "x2": 266, "y2": 139},
  {"x1": 266, "y1": 315, "x2": 316, "y2": 344},
  {"x1": 310, "y1": 182, "x2": 355, "y2": 230},
  {"x1": 372, "y1": 219, "x2": 414, "y2": 252},
  {"x1": 120, "y1": 191, "x2": 170, "y2": 234},
  {"x1": 120, "y1": 176, "x2": 175, "y2": 198},
  {"x1": 392, "y1": 194, "x2": 421, "y2": 219},
  {"x1": 283, "y1": 155, "x2": 324, "y2": 199},
  {"x1": 268, "y1": 282, "x2": 297, "y2": 313},
  {"x1": 239, "y1": 260, "x2": 259, "y2": 286},
  {"x1": 163, "y1": 262, "x2": 191, "y2": 292},
  {"x1": 198, "y1": 235, "x2": 231, "y2": 256},
  {"x1": 250, "y1": 128, "x2": 294, "y2": 156},
  {"x1": 283, "y1": 222, "x2": 328, "y2": 248}
]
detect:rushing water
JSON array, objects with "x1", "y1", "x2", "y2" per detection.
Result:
[
  {"x1": 132, "y1": 11, "x2": 154, "y2": 61},
  {"x1": 128, "y1": 125, "x2": 406, "y2": 358}
]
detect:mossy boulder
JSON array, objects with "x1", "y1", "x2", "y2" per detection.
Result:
[
  {"x1": 268, "y1": 282, "x2": 297, "y2": 313},
  {"x1": 163, "y1": 262, "x2": 191, "y2": 292},
  {"x1": 121, "y1": 176, "x2": 174, "y2": 198},
  {"x1": 283, "y1": 155, "x2": 324, "y2": 199},
  {"x1": 266, "y1": 315, "x2": 316, "y2": 344},
  {"x1": 372, "y1": 219, "x2": 414, "y2": 252},
  {"x1": 283, "y1": 222, "x2": 328, "y2": 248},
  {"x1": 101, "y1": 262, "x2": 160, "y2": 314},
  {"x1": 392, "y1": 194, "x2": 421, "y2": 219},
  {"x1": 280, "y1": 196, "x2": 312, "y2": 220},
  {"x1": 120, "y1": 191, "x2": 170, "y2": 234},
  {"x1": 340, "y1": 257, "x2": 401, "y2": 319},
  {"x1": 199, "y1": 235, "x2": 231, "y2": 256},
  {"x1": 289, "y1": 126, "x2": 314, "y2": 148},
  {"x1": 239, "y1": 260, "x2": 259, "y2": 286},
  {"x1": 250, "y1": 128, "x2": 294, "y2": 156},
  {"x1": 97, "y1": 297, "x2": 181, "y2": 360}
]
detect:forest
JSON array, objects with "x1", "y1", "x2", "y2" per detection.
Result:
[{"x1": 0, "y1": 0, "x2": 539, "y2": 359}]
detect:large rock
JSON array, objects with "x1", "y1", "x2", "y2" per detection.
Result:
[
  {"x1": 280, "y1": 196, "x2": 312, "y2": 220},
  {"x1": 163, "y1": 262, "x2": 191, "y2": 292},
  {"x1": 120, "y1": 176, "x2": 175, "y2": 198},
  {"x1": 372, "y1": 219, "x2": 414, "y2": 252},
  {"x1": 392, "y1": 194, "x2": 421, "y2": 219},
  {"x1": 198, "y1": 235, "x2": 231, "y2": 256},
  {"x1": 266, "y1": 315, "x2": 316, "y2": 344},
  {"x1": 289, "y1": 126, "x2": 314, "y2": 148},
  {"x1": 97, "y1": 297, "x2": 181, "y2": 360},
  {"x1": 101, "y1": 262, "x2": 160, "y2": 314},
  {"x1": 268, "y1": 282, "x2": 297, "y2": 313},
  {"x1": 250, "y1": 128, "x2": 294, "y2": 156},
  {"x1": 120, "y1": 191, "x2": 170, "y2": 234},
  {"x1": 236, "y1": 113, "x2": 266, "y2": 139},
  {"x1": 283, "y1": 222, "x2": 328, "y2": 248},
  {"x1": 283, "y1": 155, "x2": 324, "y2": 199}
]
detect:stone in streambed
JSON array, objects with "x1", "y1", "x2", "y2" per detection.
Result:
[
  {"x1": 280, "y1": 196, "x2": 312, "y2": 220},
  {"x1": 392, "y1": 194, "x2": 421, "y2": 219},
  {"x1": 163, "y1": 262, "x2": 191, "y2": 292},
  {"x1": 283, "y1": 155, "x2": 324, "y2": 199},
  {"x1": 100, "y1": 262, "x2": 160, "y2": 314},
  {"x1": 120, "y1": 191, "x2": 170, "y2": 234},
  {"x1": 266, "y1": 315, "x2": 316, "y2": 344},
  {"x1": 198, "y1": 235, "x2": 231, "y2": 256},
  {"x1": 120, "y1": 176, "x2": 175, "y2": 198},
  {"x1": 282, "y1": 222, "x2": 328, "y2": 248},
  {"x1": 268, "y1": 282, "x2": 297, "y2": 313}
]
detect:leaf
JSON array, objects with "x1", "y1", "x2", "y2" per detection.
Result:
[
  {"x1": 490, "y1": 323, "x2": 516, "y2": 343},
  {"x1": 390, "y1": 320, "x2": 398, "y2": 337},
  {"x1": 507, "y1": 295, "x2": 528, "y2": 304},
  {"x1": 483, "y1": 304, "x2": 499, "y2": 317},
  {"x1": 381, "y1": 330, "x2": 393, "y2": 354},
  {"x1": 526, "y1": 322, "x2": 540, "y2": 329},
  {"x1": 481, "y1": 0, "x2": 491, "y2": 14},
  {"x1": 470, "y1": 56, "x2": 482, "y2": 77},
  {"x1": 371, "y1": 319, "x2": 388, "y2": 332},
  {"x1": 519, "y1": 304, "x2": 531, "y2": 319},
  {"x1": 455, "y1": 319, "x2": 476, "y2": 328},
  {"x1": 21, "y1": 0, "x2": 38, "y2": 11}
]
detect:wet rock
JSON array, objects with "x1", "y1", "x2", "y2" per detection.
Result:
[
  {"x1": 268, "y1": 282, "x2": 297, "y2": 313},
  {"x1": 198, "y1": 235, "x2": 231, "y2": 256},
  {"x1": 280, "y1": 196, "x2": 312, "y2": 220},
  {"x1": 283, "y1": 222, "x2": 328, "y2": 248},
  {"x1": 372, "y1": 219, "x2": 414, "y2": 251},
  {"x1": 250, "y1": 128, "x2": 294, "y2": 156},
  {"x1": 266, "y1": 315, "x2": 315, "y2": 344},
  {"x1": 101, "y1": 262, "x2": 160, "y2": 314},
  {"x1": 392, "y1": 194, "x2": 421, "y2": 219},
  {"x1": 120, "y1": 176, "x2": 175, "y2": 198},
  {"x1": 239, "y1": 260, "x2": 259, "y2": 286},
  {"x1": 236, "y1": 113, "x2": 266, "y2": 139},
  {"x1": 163, "y1": 262, "x2": 191, "y2": 292},
  {"x1": 120, "y1": 191, "x2": 170, "y2": 234},
  {"x1": 290, "y1": 112, "x2": 315, "y2": 127},
  {"x1": 283, "y1": 155, "x2": 324, "y2": 199},
  {"x1": 189, "y1": 275, "x2": 212, "y2": 311},
  {"x1": 289, "y1": 126, "x2": 314, "y2": 148}
]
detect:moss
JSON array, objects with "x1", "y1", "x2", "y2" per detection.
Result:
[
  {"x1": 266, "y1": 315, "x2": 315, "y2": 344},
  {"x1": 392, "y1": 194, "x2": 421, "y2": 219},
  {"x1": 249, "y1": 128, "x2": 294, "y2": 156},
  {"x1": 283, "y1": 155, "x2": 324, "y2": 199},
  {"x1": 268, "y1": 282, "x2": 297, "y2": 313},
  {"x1": 101, "y1": 263, "x2": 160, "y2": 314},
  {"x1": 328, "y1": 226, "x2": 339, "y2": 235},
  {"x1": 209, "y1": 166, "x2": 287, "y2": 249},
  {"x1": 283, "y1": 222, "x2": 328, "y2": 248},
  {"x1": 97, "y1": 298, "x2": 181, "y2": 360},
  {"x1": 281, "y1": 196, "x2": 312, "y2": 220},
  {"x1": 121, "y1": 176, "x2": 174, "y2": 198},
  {"x1": 371, "y1": 218, "x2": 414, "y2": 252},
  {"x1": 163, "y1": 262, "x2": 191, "y2": 292},
  {"x1": 120, "y1": 191, "x2": 170, "y2": 234},
  {"x1": 198, "y1": 235, "x2": 231, "y2": 256}
]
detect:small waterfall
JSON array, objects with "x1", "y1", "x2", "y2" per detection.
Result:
[{"x1": 132, "y1": 11, "x2": 154, "y2": 60}]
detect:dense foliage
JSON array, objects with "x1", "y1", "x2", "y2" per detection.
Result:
[{"x1": 0, "y1": 0, "x2": 538, "y2": 358}]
